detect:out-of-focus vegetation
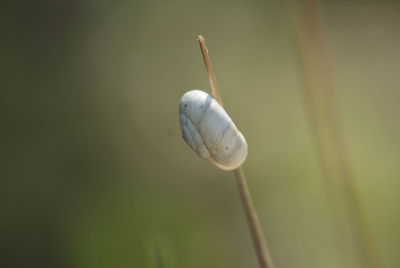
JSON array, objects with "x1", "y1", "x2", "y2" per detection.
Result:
[{"x1": 2, "y1": 1, "x2": 400, "y2": 267}]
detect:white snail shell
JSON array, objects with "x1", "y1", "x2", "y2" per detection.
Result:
[{"x1": 179, "y1": 89, "x2": 248, "y2": 170}]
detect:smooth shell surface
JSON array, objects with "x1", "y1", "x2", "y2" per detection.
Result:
[{"x1": 179, "y1": 90, "x2": 248, "y2": 170}]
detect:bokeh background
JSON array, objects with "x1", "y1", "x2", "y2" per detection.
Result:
[{"x1": 2, "y1": 0, "x2": 400, "y2": 267}]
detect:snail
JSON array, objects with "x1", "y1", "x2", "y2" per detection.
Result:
[{"x1": 179, "y1": 89, "x2": 248, "y2": 170}]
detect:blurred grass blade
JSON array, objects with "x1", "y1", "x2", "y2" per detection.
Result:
[{"x1": 285, "y1": 0, "x2": 381, "y2": 267}]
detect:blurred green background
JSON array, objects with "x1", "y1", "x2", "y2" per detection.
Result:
[{"x1": 2, "y1": 0, "x2": 400, "y2": 267}]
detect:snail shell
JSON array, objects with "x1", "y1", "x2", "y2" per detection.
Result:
[{"x1": 179, "y1": 89, "x2": 248, "y2": 170}]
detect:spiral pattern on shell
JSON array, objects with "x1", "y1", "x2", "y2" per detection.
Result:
[{"x1": 179, "y1": 90, "x2": 248, "y2": 170}]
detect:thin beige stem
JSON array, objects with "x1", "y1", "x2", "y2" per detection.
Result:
[
  {"x1": 197, "y1": 35, "x2": 275, "y2": 268},
  {"x1": 197, "y1": 35, "x2": 224, "y2": 106},
  {"x1": 234, "y1": 168, "x2": 275, "y2": 268}
]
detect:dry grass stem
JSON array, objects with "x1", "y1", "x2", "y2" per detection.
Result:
[
  {"x1": 197, "y1": 35, "x2": 275, "y2": 268},
  {"x1": 197, "y1": 35, "x2": 224, "y2": 106},
  {"x1": 287, "y1": 1, "x2": 380, "y2": 267}
]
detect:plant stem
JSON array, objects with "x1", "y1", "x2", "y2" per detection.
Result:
[
  {"x1": 286, "y1": 1, "x2": 380, "y2": 267},
  {"x1": 197, "y1": 35, "x2": 275, "y2": 268},
  {"x1": 197, "y1": 35, "x2": 224, "y2": 107},
  {"x1": 233, "y1": 168, "x2": 275, "y2": 268}
]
